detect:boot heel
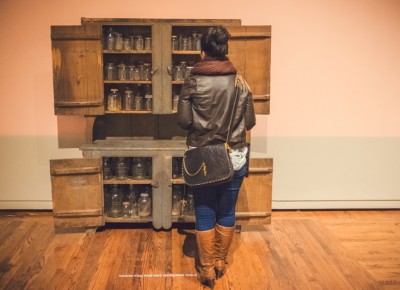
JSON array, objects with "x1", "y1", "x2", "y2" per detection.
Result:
[
  {"x1": 202, "y1": 278, "x2": 215, "y2": 289},
  {"x1": 215, "y1": 268, "x2": 225, "y2": 279}
]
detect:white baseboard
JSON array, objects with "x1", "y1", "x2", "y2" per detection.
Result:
[
  {"x1": 1, "y1": 200, "x2": 399, "y2": 211},
  {"x1": 0, "y1": 201, "x2": 53, "y2": 210},
  {"x1": 272, "y1": 200, "x2": 400, "y2": 210}
]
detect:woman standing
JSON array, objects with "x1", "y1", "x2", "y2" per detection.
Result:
[{"x1": 177, "y1": 26, "x2": 256, "y2": 288}]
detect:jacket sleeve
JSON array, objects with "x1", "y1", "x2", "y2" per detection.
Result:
[
  {"x1": 243, "y1": 85, "x2": 256, "y2": 131},
  {"x1": 177, "y1": 77, "x2": 197, "y2": 130}
]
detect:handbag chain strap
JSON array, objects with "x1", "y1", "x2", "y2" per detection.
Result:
[{"x1": 183, "y1": 160, "x2": 207, "y2": 176}]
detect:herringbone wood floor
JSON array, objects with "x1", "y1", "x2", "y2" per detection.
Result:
[{"x1": 0, "y1": 210, "x2": 399, "y2": 289}]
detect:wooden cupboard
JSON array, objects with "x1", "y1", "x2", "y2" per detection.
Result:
[{"x1": 50, "y1": 18, "x2": 272, "y2": 231}]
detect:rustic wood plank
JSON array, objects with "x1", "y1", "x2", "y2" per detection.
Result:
[{"x1": 1, "y1": 211, "x2": 400, "y2": 289}]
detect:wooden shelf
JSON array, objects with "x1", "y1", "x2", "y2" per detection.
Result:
[
  {"x1": 172, "y1": 50, "x2": 200, "y2": 55},
  {"x1": 104, "y1": 80, "x2": 152, "y2": 84},
  {"x1": 105, "y1": 110, "x2": 152, "y2": 114},
  {"x1": 103, "y1": 50, "x2": 152, "y2": 54},
  {"x1": 171, "y1": 178, "x2": 185, "y2": 184},
  {"x1": 103, "y1": 178, "x2": 152, "y2": 184},
  {"x1": 105, "y1": 216, "x2": 152, "y2": 223}
]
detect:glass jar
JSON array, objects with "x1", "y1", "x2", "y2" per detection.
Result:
[
  {"x1": 185, "y1": 66, "x2": 193, "y2": 79},
  {"x1": 171, "y1": 35, "x2": 178, "y2": 50},
  {"x1": 144, "y1": 37, "x2": 152, "y2": 50},
  {"x1": 178, "y1": 34, "x2": 184, "y2": 50},
  {"x1": 133, "y1": 66, "x2": 141, "y2": 81},
  {"x1": 104, "y1": 63, "x2": 117, "y2": 80},
  {"x1": 121, "y1": 201, "x2": 131, "y2": 218},
  {"x1": 187, "y1": 36, "x2": 193, "y2": 51},
  {"x1": 127, "y1": 184, "x2": 138, "y2": 203},
  {"x1": 123, "y1": 37, "x2": 131, "y2": 50},
  {"x1": 107, "y1": 89, "x2": 122, "y2": 111},
  {"x1": 117, "y1": 63, "x2": 127, "y2": 81},
  {"x1": 144, "y1": 95, "x2": 152, "y2": 111},
  {"x1": 115, "y1": 33, "x2": 123, "y2": 50},
  {"x1": 106, "y1": 28, "x2": 115, "y2": 50},
  {"x1": 134, "y1": 95, "x2": 143, "y2": 111},
  {"x1": 172, "y1": 186, "x2": 183, "y2": 216},
  {"x1": 179, "y1": 61, "x2": 187, "y2": 75},
  {"x1": 127, "y1": 65, "x2": 136, "y2": 81},
  {"x1": 195, "y1": 33, "x2": 202, "y2": 51},
  {"x1": 132, "y1": 157, "x2": 146, "y2": 179},
  {"x1": 129, "y1": 35, "x2": 135, "y2": 50},
  {"x1": 173, "y1": 66, "x2": 183, "y2": 81},
  {"x1": 108, "y1": 185, "x2": 122, "y2": 217},
  {"x1": 138, "y1": 192, "x2": 151, "y2": 217},
  {"x1": 181, "y1": 36, "x2": 189, "y2": 51},
  {"x1": 135, "y1": 35, "x2": 144, "y2": 50},
  {"x1": 172, "y1": 95, "x2": 179, "y2": 111},
  {"x1": 115, "y1": 157, "x2": 129, "y2": 179},
  {"x1": 142, "y1": 63, "x2": 151, "y2": 81},
  {"x1": 123, "y1": 89, "x2": 134, "y2": 110},
  {"x1": 103, "y1": 157, "x2": 113, "y2": 180}
]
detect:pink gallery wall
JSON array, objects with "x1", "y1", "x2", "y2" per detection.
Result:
[
  {"x1": 0, "y1": 0, "x2": 399, "y2": 137},
  {"x1": 0, "y1": 0, "x2": 400, "y2": 209}
]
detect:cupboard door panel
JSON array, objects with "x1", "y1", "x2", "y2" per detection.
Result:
[
  {"x1": 228, "y1": 26, "x2": 271, "y2": 114},
  {"x1": 51, "y1": 25, "x2": 104, "y2": 115},
  {"x1": 236, "y1": 158, "x2": 273, "y2": 225},
  {"x1": 50, "y1": 158, "x2": 104, "y2": 228}
]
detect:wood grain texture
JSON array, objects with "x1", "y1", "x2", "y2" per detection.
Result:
[{"x1": 2, "y1": 210, "x2": 398, "y2": 289}]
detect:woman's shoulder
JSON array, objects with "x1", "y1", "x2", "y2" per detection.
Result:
[{"x1": 235, "y1": 73, "x2": 252, "y2": 93}]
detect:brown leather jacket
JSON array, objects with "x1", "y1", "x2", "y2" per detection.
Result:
[{"x1": 177, "y1": 73, "x2": 256, "y2": 149}]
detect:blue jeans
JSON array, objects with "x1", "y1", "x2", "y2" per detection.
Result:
[{"x1": 192, "y1": 166, "x2": 247, "y2": 231}]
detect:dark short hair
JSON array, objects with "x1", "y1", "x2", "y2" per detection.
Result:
[{"x1": 201, "y1": 26, "x2": 230, "y2": 58}]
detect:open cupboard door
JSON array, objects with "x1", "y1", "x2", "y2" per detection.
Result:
[
  {"x1": 227, "y1": 25, "x2": 271, "y2": 114},
  {"x1": 51, "y1": 24, "x2": 104, "y2": 115},
  {"x1": 50, "y1": 158, "x2": 104, "y2": 231}
]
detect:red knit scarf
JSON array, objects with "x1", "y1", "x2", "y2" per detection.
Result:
[{"x1": 190, "y1": 57, "x2": 237, "y2": 76}]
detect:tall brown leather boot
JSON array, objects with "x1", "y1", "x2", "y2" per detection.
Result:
[
  {"x1": 214, "y1": 224, "x2": 235, "y2": 279},
  {"x1": 195, "y1": 228, "x2": 216, "y2": 289}
]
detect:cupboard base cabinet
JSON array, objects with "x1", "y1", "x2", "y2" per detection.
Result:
[
  {"x1": 49, "y1": 18, "x2": 272, "y2": 232},
  {"x1": 50, "y1": 140, "x2": 272, "y2": 231}
]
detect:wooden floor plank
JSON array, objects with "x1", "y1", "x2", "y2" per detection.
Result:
[{"x1": 0, "y1": 211, "x2": 399, "y2": 289}]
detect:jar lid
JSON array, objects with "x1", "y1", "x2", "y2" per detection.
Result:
[
  {"x1": 135, "y1": 96, "x2": 143, "y2": 99},
  {"x1": 110, "y1": 88, "x2": 119, "y2": 92},
  {"x1": 172, "y1": 35, "x2": 177, "y2": 38},
  {"x1": 140, "y1": 192, "x2": 149, "y2": 197},
  {"x1": 145, "y1": 95, "x2": 153, "y2": 99}
]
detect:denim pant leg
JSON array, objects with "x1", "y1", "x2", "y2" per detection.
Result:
[
  {"x1": 193, "y1": 166, "x2": 246, "y2": 231},
  {"x1": 215, "y1": 175, "x2": 244, "y2": 227}
]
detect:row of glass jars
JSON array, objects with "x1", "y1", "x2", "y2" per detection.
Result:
[
  {"x1": 105, "y1": 184, "x2": 152, "y2": 218},
  {"x1": 105, "y1": 28, "x2": 151, "y2": 51},
  {"x1": 172, "y1": 185, "x2": 195, "y2": 217},
  {"x1": 103, "y1": 157, "x2": 152, "y2": 180},
  {"x1": 107, "y1": 87, "x2": 152, "y2": 112},
  {"x1": 105, "y1": 62, "x2": 152, "y2": 81},
  {"x1": 172, "y1": 32, "x2": 202, "y2": 51}
]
